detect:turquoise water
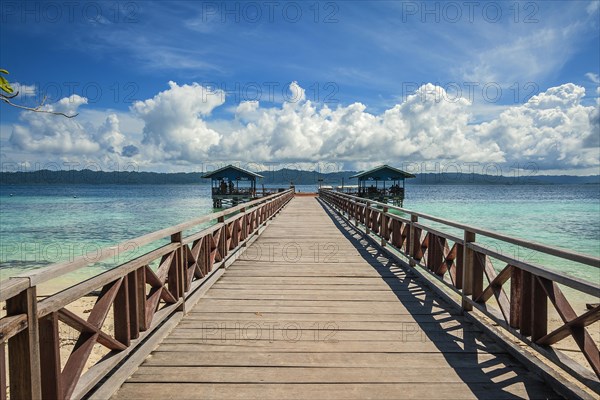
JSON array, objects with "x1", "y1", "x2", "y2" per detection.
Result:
[
  {"x1": 401, "y1": 184, "x2": 600, "y2": 284},
  {"x1": 0, "y1": 184, "x2": 303, "y2": 284},
  {"x1": 0, "y1": 184, "x2": 598, "y2": 287}
]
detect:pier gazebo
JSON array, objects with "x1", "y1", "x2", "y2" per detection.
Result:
[
  {"x1": 348, "y1": 164, "x2": 415, "y2": 206},
  {"x1": 203, "y1": 165, "x2": 263, "y2": 207}
]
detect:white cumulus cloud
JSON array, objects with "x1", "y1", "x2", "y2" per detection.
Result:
[
  {"x1": 9, "y1": 95, "x2": 100, "y2": 154},
  {"x1": 474, "y1": 83, "x2": 598, "y2": 168},
  {"x1": 94, "y1": 113, "x2": 126, "y2": 154},
  {"x1": 131, "y1": 81, "x2": 223, "y2": 162},
  {"x1": 5, "y1": 81, "x2": 599, "y2": 173}
]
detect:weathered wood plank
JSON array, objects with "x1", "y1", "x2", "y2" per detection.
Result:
[
  {"x1": 182, "y1": 311, "x2": 458, "y2": 322},
  {"x1": 154, "y1": 340, "x2": 505, "y2": 354},
  {"x1": 143, "y1": 351, "x2": 519, "y2": 367},
  {"x1": 186, "y1": 303, "x2": 454, "y2": 315},
  {"x1": 204, "y1": 289, "x2": 426, "y2": 300},
  {"x1": 113, "y1": 382, "x2": 560, "y2": 400},
  {"x1": 177, "y1": 319, "x2": 473, "y2": 331},
  {"x1": 209, "y1": 283, "x2": 415, "y2": 290},
  {"x1": 128, "y1": 365, "x2": 529, "y2": 383},
  {"x1": 0, "y1": 314, "x2": 27, "y2": 343},
  {"x1": 162, "y1": 335, "x2": 482, "y2": 346},
  {"x1": 215, "y1": 276, "x2": 411, "y2": 285}
]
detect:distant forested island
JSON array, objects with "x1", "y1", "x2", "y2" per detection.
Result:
[{"x1": 1, "y1": 169, "x2": 598, "y2": 185}]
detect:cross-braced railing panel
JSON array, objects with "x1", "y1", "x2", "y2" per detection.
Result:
[
  {"x1": 320, "y1": 189, "x2": 600, "y2": 388},
  {"x1": 0, "y1": 189, "x2": 294, "y2": 400}
]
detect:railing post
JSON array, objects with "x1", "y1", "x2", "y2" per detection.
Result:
[
  {"x1": 509, "y1": 268, "x2": 522, "y2": 329},
  {"x1": 127, "y1": 270, "x2": 140, "y2": 339},
  {"x1": 7, "y1": 286, "x2": 42, "y2": 400},
  {"x1": 530, "y1": 276, "x2": 548, "y2": 341},
  {"x1": 408, "y1": 214, "x2": 418, "y2": 266},
  {"x1": 365, "y1": 202, "x2": 371, "y2": 234},
  {"x1": 218, "y1": 216, "x2": 228, "y2": 262},
  {"x1": 1, "y1": 342, "x2": 6, "y2": 400},
  {"x1": 170, "y1": 232, "x2": 185, "y2": 307},
  {"x1": 519, "y1": 270, "x2": 533, "y2": 337},
  {"x1": 136, "y1": 267, "x2": 148, "y2": 331},
  {"x1": 38, "y1": 312, "x2": 61, "y2": 400},
  {"x1": 114, "y1": 275, "x2": 130, "y2": 346},
  {"x1": 381, "y1": 206, "x2": 388, "y2": 247},
  {"x1": 240, "y1": 207, "x2": 248, "y2": 247},
  {"x1": 461, "y1": 230, "x2": 476, "y2": 311}
]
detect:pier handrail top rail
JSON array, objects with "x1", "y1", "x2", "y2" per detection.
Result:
[
  {"x1": 323, "y1": 189, "x2": 600, "y2": 269},
  {"x1": 2, "y1": 189, "x2": 293, "y2": 296}
]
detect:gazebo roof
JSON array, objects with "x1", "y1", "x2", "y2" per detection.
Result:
[
  {"x1": 350, "y1": 165, "x2": 415, "y2": 180},
  {"x1": 202, "y1": 165, "x2": 263, "y2": 180}
]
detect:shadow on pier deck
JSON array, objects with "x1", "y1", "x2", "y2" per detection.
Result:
[{"x1": 112, "y1": 197, "x2": 560, "y2": 399}]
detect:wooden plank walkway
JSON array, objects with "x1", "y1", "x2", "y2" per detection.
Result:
[{"x1": 112, "y1": 197, "x2": 560, "y2": 399}]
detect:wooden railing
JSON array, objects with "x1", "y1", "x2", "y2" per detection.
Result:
[
  {"x1": 319, "y1": 189, "x2": 600, "y2": 388},
  {"x1": 0, "y1": 189, "x2": 293, "y2": 400}
]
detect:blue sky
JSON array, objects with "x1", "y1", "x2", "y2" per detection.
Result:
[{"x1": 1, "y1": 1, "x2": 599, "y2": 174}]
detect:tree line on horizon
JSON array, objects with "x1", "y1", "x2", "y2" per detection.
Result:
[{"x1": 0, "y1": 169, "x2": 598, "y2": 185}]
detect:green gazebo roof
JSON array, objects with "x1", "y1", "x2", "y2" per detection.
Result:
[{"x1": 350, "y1": 165, "x2": 415, "y2": 181}]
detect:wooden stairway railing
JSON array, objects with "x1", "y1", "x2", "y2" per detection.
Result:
[
  {"x1": 0, "y1": 189, "x2": 294, "y2": 400},
  {"x1": 320, "y1": 189, "x2": 600, "y2": 392}
]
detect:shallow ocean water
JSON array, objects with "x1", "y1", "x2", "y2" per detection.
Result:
[{"x1": 0, "y1": 183, "x2": 598, "y2": 287}]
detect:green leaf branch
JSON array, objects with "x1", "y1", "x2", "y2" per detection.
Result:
[{"x1": 0, "y1": 69, "x2": 78, "y2": 118}]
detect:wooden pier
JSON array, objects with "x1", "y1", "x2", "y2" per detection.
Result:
[
  {"x1": 1, "y1": 191, "x2": 598, "y2": 399},
  {"x1": 113, "y1": 197, "x2": 559, "y2": 399}
]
